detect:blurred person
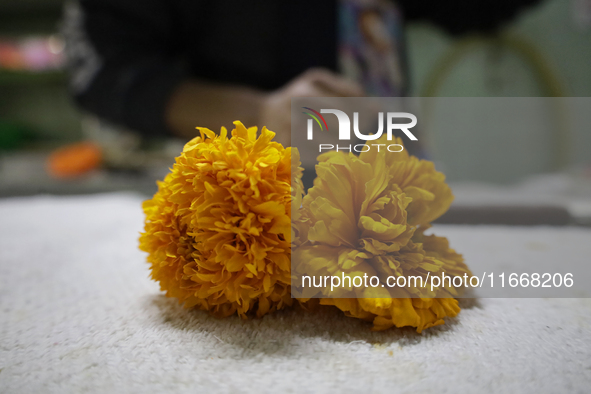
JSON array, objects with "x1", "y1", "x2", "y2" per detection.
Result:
[{"x1": 62, "y1": 0, "x2": 541, "y2": 147}]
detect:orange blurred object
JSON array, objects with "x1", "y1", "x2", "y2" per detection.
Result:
[{"x1": 47, "y1": 141, "x2": 103, "y2": 178}]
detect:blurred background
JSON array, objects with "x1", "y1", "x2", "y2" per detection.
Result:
[{"x1": 0, "y1": 0, "x2": 590, "y2": 225}]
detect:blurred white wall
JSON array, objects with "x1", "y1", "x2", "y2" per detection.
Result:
[{"x1": 406, "y1": 0, "x2": 591, "y2": 183}]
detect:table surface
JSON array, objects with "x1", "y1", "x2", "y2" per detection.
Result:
[{"x1": 1, "y1": 193, "x2": 590, "y2": 393}]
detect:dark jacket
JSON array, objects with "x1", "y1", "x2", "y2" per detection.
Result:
[{"x1": 63, "y1": 0, "x2": 540, "y2": 137}]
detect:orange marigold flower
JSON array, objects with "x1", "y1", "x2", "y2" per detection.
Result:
[
  {"x1": 140, "y1": 121, "x2": 300, "y2": 318},
  {"x1": 294, "y1": 136, "x2": 471, "y2": 332}
]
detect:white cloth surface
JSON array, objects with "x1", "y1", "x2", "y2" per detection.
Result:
[{"x1": 1, "y1": 193, "x2": 590, "y2": 393}]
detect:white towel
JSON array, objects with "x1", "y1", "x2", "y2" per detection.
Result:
[{"x1": 1, "y1": 193, "x2": 590, "y2": 393}]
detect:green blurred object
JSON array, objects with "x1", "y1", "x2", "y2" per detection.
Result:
[
  {"x1": 0, "y1": 120, "x2": 33, "y2": 150},
  {"x1": 0, "y1": 70, "x2": 66, "y2": 85}
]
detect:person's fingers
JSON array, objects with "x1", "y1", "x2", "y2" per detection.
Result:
[
  {"x1": 287, "y1": 78, "x2": 358, "y2": 100},
  {"x1": 304, "y1": 68, "x2": 365, "y2": 97},
  {"x1": 300, "y1": 82, "x2": 340, "y2": 98},
  {"x1": 260, "y1": 67, "x2": 366, "y2": 148},
  {"x1": 286, "y1": 78, "x2": 333, "y2": 98}
]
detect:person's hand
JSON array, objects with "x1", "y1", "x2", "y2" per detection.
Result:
[{"x1": 260, "y1": 68, "x2": 365, "y2": 147}]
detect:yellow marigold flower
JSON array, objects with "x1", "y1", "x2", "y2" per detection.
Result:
[
  {"x1": 295, "y1": 136, "x2": 471, "y2": 332},
  {"x1": 291, "y1": 149, "x2": 308, "y2": 248},
  {"x1": 140, "y1": 121, "x2": 300, "y2": 318}
]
